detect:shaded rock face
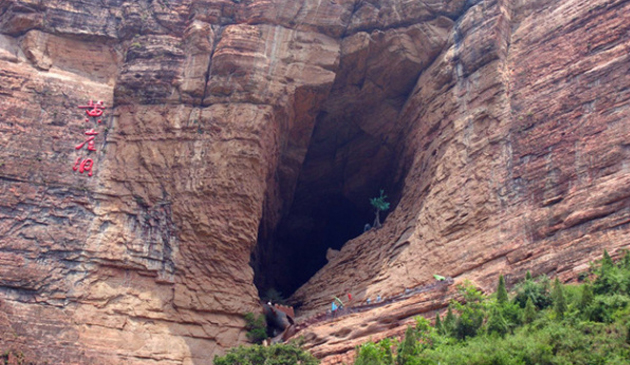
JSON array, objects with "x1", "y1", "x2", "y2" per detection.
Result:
[{"x1": 0, "y1": 1, "x2": 629, "y2": 365}]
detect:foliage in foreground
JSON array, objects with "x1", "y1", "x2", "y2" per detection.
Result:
[
  {"x1": 354, "y1": 250, "x2": 630, "y2": 365},
  {"x1": 214, "y1": 342, "x2": 319, "y2": 365},
  {"x1": 243, "y1": 312, "x2": 268, "y2": 344}
]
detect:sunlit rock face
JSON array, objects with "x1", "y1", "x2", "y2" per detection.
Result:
[
  {"x1": 292, "y1": 1, "x2": 630, "y2": 361},
  {"x1": 0, "y1": 0, "x2": 629, "y2": 364}
]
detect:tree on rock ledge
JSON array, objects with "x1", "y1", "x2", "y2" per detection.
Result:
[{"x1": 370, "y1": 189, "x2": 390, "y2": 229}]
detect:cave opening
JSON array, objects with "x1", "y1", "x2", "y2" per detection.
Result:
[
  {"x1": 251, "y1": 111, "x2": 404, "y2": 301},
  {"x1": 250, "y1": 19, "x2": 432, "y2": 300}
]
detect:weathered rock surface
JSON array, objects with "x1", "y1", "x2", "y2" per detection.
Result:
[
  {"x1": 292, "y1": 0, "x2": 630, "y2": 359},
  {"x1": 0, "y1": 0, "x2": 629, "y2": 364}
]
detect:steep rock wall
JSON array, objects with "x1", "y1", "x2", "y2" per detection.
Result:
[
  {"x1": 294, "y1": 0, "x2": 630, "y2": 318},
  {"x1": 0, "y1": 0, "x2": 629, "y2": 364},
  {"x1": 0, "y1": 0, "x2": 339, "y2": 363}
]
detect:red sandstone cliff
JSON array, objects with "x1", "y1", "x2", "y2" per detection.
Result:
[{"x1": 0, "y1": 0, "x2": 629, "y2": 364}]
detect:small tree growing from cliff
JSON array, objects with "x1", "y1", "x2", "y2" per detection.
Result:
[
  {"x1": 243, "y1": 312, "x2": 268, "y2": 344},
  {"x1": 370, "y1": 189, "x2": 390, "y2": 229}
]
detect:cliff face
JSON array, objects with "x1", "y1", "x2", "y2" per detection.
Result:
[
  {"x1": 293, "y1": 0, "x2": 630, "y2": 310},
  {"x1": 0, "y1": 0, "x2": 629, "y2": 364}
]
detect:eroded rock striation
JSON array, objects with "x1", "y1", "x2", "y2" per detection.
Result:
[{"x1": 0, "y1": 0, "x2": 629, "y2": 364}]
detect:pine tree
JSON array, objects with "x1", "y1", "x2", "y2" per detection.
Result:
[
  {"x1": 552, "y1": 277, "x2": 567, "y2": 320},
  {"x1": 602, "y1": 249, "x2": 614, "y2": 269},
  {"x1": 497, "y1": 275, "x2": 508, "y2": 305},
  {"x1": 434, "y1": 312, "x2": 443, "y2": 335},
  {"x1": 522, "y1": 297, "x2": 536, "y2": 324},
  {"x1": 525, "y1": 271, "x2": 532, "y2": 281},
  {"x1": 379, "y1": 338, "x2": 394, "y2": 365},
  {"x1": 396, "y1": 326, "x2": 417, "y2": 365},
  {"x1": 487, "y1": 306, "x2": 509, "y2": 336},
  {"x1": 443, "y1": 306, "x2": 456, "y2": 336},
  {"x1": 579, "y1": 283, "x2": 594, "y2": 311}
]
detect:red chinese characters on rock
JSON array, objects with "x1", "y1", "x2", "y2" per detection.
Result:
[
  {"x1": 73, "y1": 100, "x2": 105, "y2": 177},
  {"x1": 78, "y1": 100, "x2": 105, "y2": 123},
  {"x1": 72, "y1": 156, "x2": 94, "y2": 177},
  {"x1": 75, "y1": 129, "x2": 99, "y2": 151}
]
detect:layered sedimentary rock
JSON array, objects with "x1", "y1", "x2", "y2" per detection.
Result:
[
  {"x1": 293, "y1": 0, "x2": 630, "y2": 351},
  {"x1": 0, "y1": 1, "x2": 337, "y2": 363},
  {"x1": 0, "y1": 0, "x2": 629, "y2": 364}
]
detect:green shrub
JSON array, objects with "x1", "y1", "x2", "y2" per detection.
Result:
[
  {"x1": 370, "y1": 190, "x2": 390, "y2": 228},
  {"x1": 578, "y1": 283, "x2": 594, "y2": 311},
  {"x1": 214, "y1": 343, "x2": 318, "y2": 365},
  {"x1": 452, "y1": 282, "x2": 486, "y2": 340},
  {"x1": 379, "y1": 338, "x2": 395, "y2": 365},
  {"x1": 593, "y1": 265, "x2": 625, "y2": 295},
  {"x1": 434, "y1": 313, "x2": 443, "y2": 335},
  {"x1": 396, "y1": 326, "x2": 418, "y2": 365},
  {"x1": 552, "y1": 277, "x2": 567, "y2": 320},
  {"x1": 486, "y1": 306, "x2": 509, "y2": 336},
  {"x1": 585, "y1": 294, "x2": 630, "y2": 323},
  {"x1": 500, "y1": 301, "x2": 523, "y2": 328},
  {"x1": 442, "y1": 306, "x2": 456, "y2": 336},
  {"x1": 355, "y1": 340, "x2": 395, "y2": 365},
  {"x1": 243, "y1": 312, "x2": 268, "y2": 344},
  {"x1": 522, "y1": 297, "x2": 537, "y2": 324},
  {"x1": 513, "y1": 276, "x2": 552, "y2": 310}
]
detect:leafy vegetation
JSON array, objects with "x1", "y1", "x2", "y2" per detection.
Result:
[
  {"x1": 243, "y1": 312, "x2": 268, "y2": 344},
  {"x1": 214, "y1": 342, "x2": 318, "y2": 365},
  {"x1": 353, "y1": 250, "x2": 630, "y2": 365},
  {"x1": 370, "y1": 190, "x2": 390, "y2": 228}
]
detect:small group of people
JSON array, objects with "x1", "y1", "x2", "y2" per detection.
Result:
[
  {"x1": 365, "y1": 294, "x2": 382, "y2": 305},
  {"x1": 330, "y1": 293, "x2": 353, "y2": 319},
  {"x1": 327, "y1": 276, "x2": 452, "y2": 321}
]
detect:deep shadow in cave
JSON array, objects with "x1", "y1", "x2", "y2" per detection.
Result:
[
  {"x1": 251, "y1": 114, "x2": 405, "y2": 301},
  {"x1": 250, "y1": 22, "x2": 428, "y2": 299},
  {"x1": 273, "y1": 194, "x2": 371, "y2": 298}
]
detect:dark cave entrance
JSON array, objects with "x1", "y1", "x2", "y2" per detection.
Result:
[
  {"x1": 249, "y1": 21, "x2": 429, "y2": 300},
  {"x1": 258, "y1": 194, "x2": 373, "y2": 301},
  {"x1": 251, "y1": 111, "x2": 404, "y2": 301}
]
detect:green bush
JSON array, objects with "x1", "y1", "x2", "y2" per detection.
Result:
[
  {"x1": 496, "y1": 275, "x2": 508, "y2": 305},
  {"x1": 500, "y1": 301, "x2": 523, "y2": 328},
  {"x1": 522, "y1": 297, "x2": 537, "y2": 324},
  {"x1": 442, "y1": 306, "x2": 456, "y2": 336},
  {"x1": 370, "y1": 189, "x2": 390, "y2": 228},
  {"x1": 513, "y1": 275, "x2": 552, "y2": 310},
  {"x1": 355, "y1": 338, "x2": 399, "y2": 365},
  {"x1": 452, "y1": 282, "x2": 486, "y2": 340},
  {"x1": 578, "y1": 283, "x2": 594, "y2": 311},
  {"x1": 214, "y1": 343, "x2": 318, "y2": 365},
  {"x1": 552, "y1": 278, "x2": 567, "y2": 320},
  {"x1": 243, "y1": 312, "x2": 268, "y2": 344},
  {"x1": 585, "y1": 294, "x2": 630, "y2": 323},
  {"x1": 396, "y1": 326, "x2": 418, "y2": 365},
  {"x1": 486, "y1": 306, "x2": 509, "y2": 336}
]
